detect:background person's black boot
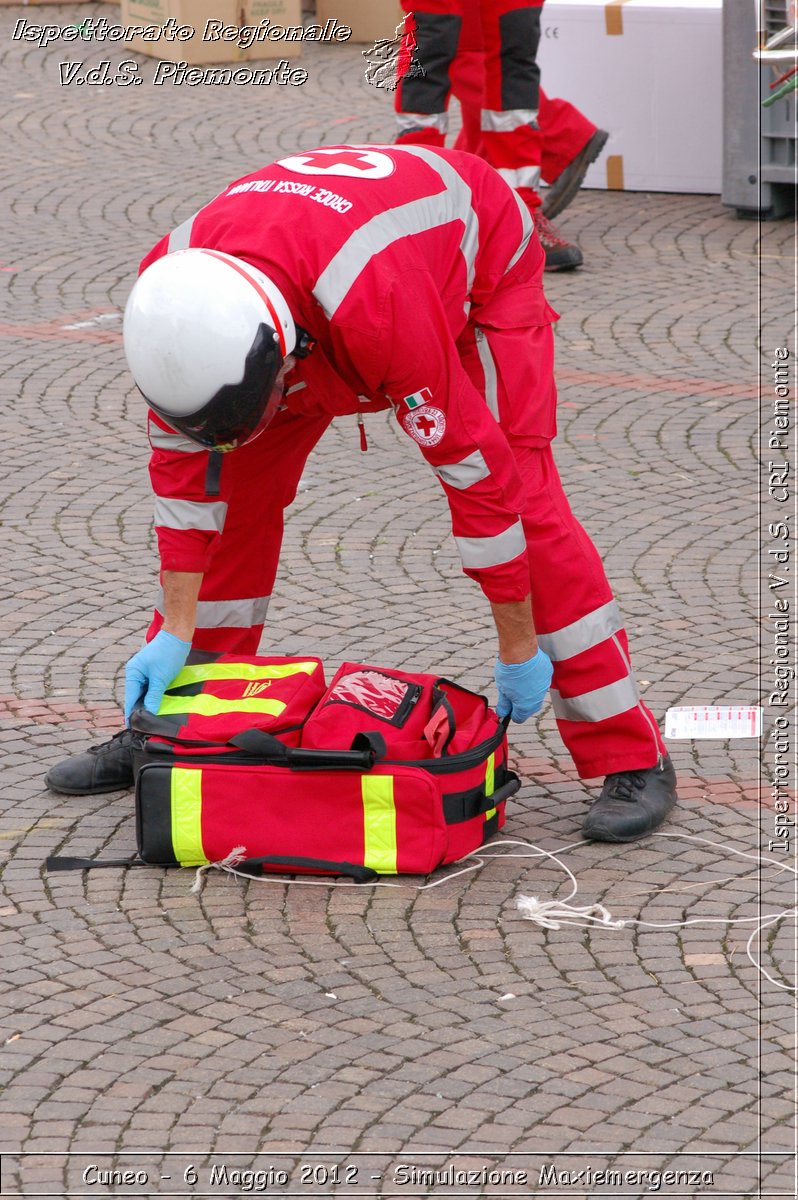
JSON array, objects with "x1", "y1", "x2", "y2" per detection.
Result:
[
  {"x1": 583, "y1": 754, "x2": 678, "y2": 842},
  {"x1": 45, "y1": 729, "x2": 135, "y2": 795},
  {"x1": 542, "y1": 129, "x2": 609, "y2": 220}
]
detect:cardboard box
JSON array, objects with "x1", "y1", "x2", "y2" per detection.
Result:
[
  {"x1": 120, "y1": 0, "x2": 304, "y2": 64},
  {"x1": 538, "y1": 0, "x2": 722, "y2": 194},
  {"x1": 316, "y1": 0, "x2": 403, "y2": 44}
]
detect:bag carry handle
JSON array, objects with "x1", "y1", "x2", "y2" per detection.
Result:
[
  {"x1": 230, "y1": 728, "x2": 379, "y2": 770},
  {"x1": 233, "y1": 855, "x2": 378, "y2": 882},
  {"x1": 488, "y1": 775, "x2": 521, "y2": 806}
]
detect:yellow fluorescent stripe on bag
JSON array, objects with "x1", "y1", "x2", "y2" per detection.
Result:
[
  {"x1": 170, "y1": 768, "x2": 206, "y2": 866},
  {"x1": 170, "y1": 661, "x2": 318, "y2": 687},
  {"x1": 362, "y1": 776, "x2": 398, "y2": 874},
  {"x1": 158, "y1": 695, "x2": 286, "y2": 718},
  {"x1": 485, "y1": 752, "x2": 495, "y2": 796},
  {"x1": 485, "y1": 752, "x2": 497, "y2": 821}
]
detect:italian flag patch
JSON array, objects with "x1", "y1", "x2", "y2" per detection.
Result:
[{"x1": 403, "y1": 387, "x2": 433, "y2": 409}]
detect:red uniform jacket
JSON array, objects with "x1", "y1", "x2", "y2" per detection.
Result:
[{"x1": 143, "y1": 144, "x2": 557, "y2": 603}]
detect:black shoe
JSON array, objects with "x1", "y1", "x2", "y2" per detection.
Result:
[
  {"x1": 583, "y1": 754, "x2": 678, "y2": 842},
  {"x1": 542, "y1": 129, "x2": 610, "y2": 220},
  {"x1": 45, "y1": 729, "x2": 135, "y2": 795},
  {"x1": 535, "y1": 212, "x2": 584, "y2": 271}
]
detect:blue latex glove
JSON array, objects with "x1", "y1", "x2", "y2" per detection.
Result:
[
  {"x1": 124, "y1": 630, "x2": 191, "y2": 723},
  {"x1": 494, "y1": 649, "x2": 554, "y2": 723}
]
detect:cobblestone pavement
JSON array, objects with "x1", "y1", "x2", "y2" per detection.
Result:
[{"x1": 0, "y1": 5, "x2": 795, "y2": 1197}]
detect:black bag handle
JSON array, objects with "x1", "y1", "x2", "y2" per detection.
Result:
[
  {"x1": 229, "y1": 729, "x2": 378, "y2": 771},
  {"x1": 233, "y1": 855, "x2": 378, "y2": 882},
  {"x1": 487, "y1": 775, "x2": 521, "y2": 806}
]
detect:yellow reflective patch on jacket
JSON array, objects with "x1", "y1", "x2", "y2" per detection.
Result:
[
  {"x1": 362, "y1": 776, "x2": 398, "y2": 874},
  {"x1": 170, "y1": 768, "x2": 206, "y2": 866}
]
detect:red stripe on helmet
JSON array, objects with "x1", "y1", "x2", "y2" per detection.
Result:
[{"x1": 199, "y1": 249, "x2": 288, "y2": 357}]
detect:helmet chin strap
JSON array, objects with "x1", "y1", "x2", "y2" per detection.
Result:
[{"x1": 293, "y1": 325, "x2": 317, "y2": 359}]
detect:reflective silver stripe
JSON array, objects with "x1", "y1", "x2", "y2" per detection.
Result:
[
  {"x1": 475, "y1": 327, "x2": 499, "y2": 420},
  {"x1": 537, "y1": 600, "x2": 624, "y2": 662},
  {"x1": 506, "y1": 187, "x2": 534, "y2": 273},
  {"x1": 551, "y1": 675, "x2": 641, "y2": 724},
  {"x1": 398, "y1": 145, "x2": 480, "y2": 296},
  {"x1": 456, "y1": 520, "x2": 526, "y2": 570},
  {"x1": 148, "y1": 425, "x2": 203, "y2": 454},
  {"x1": 167, "y1": 213, "x2": 196, "y2": 253},
  {"x1": 396, "y1": 111, "x2": 449, "y2": 134},
  {"x1": 480, "y1": 108, "x2": 538, "y2": 133},
  {"x1": 612, "y1": 633, "x2": 663, "y2": 751},
  {"x1": 497, "y1": 165, "x2": 541, "y2": 190},
  {"x1": 434, "y1": 449, "x2": 490, "y2": 490},
  {"x1": 155, "y1": 592, "x2": 271, "y2": 629},
  {"x1": 314, "y1": 144, "x2": 479, "y2": 318},
  {"x1": 153, "y1": 498, "x2": 227, "y2": 533},
  {"x1": 285, "y1": 381, "x2": 307, "y2": 395}
]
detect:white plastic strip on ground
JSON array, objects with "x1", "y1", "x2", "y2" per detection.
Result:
[{"x1": 665, "y1": 705, "x2": 763, "y2": 739}]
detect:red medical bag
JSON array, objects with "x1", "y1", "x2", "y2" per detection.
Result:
[{"x1": 130, "y1": 654, "x2": 519, "y2": 880}]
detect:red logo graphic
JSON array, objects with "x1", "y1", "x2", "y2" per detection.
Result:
[
  {"x1": 403, "y1": 405, "x2": 447, "y2": 447},
  {"x1": 330, "y1": 671, "x2": 409, "y2": 719}
]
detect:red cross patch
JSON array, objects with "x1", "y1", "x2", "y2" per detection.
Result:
[
  {"x1": 277, "y1": 149, "x2": 396, "y2": 179},
  {"x1": 403, "y1": 405, "x2": 446, "y2": 447}
]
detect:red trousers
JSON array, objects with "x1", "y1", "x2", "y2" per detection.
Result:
[
  {"x1": 395, "y1": 0, "x2": 596, "y2": 206},
  {"x1": 148, "y1": 325, "x2": 665, "y2": 781}
]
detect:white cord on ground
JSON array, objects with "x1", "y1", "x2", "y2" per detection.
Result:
[
  {"x1": 191, "y1": 845, "x2": 248, "y2": 894},
  {"x1": 191, "y1": 832, "x2": 797, "y2": 992},
  {"x1": 513, "y1": 832, "x2": 797, "y2": 993}
]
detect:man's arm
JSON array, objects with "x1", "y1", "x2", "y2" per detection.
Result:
[
  {"x1": 123, "y1": 572, "x2": 201, "y2": 723},
  {"x1": 491, "y1": 595, "x2": 552, "y2": 722},
  {"x1": 491, "y1": 595, "x2": 537, "y2": 664},
  {"x1": 161, "y1": 570, "x2": 202, "y2": 642}
]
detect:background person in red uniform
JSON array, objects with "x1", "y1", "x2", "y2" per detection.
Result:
[
  {"x1": 393, "y1": 0, "x2": 608, "y2": 270},
  {"x1": 46, "y1": 144, "x2": 676, "y2": 842}
]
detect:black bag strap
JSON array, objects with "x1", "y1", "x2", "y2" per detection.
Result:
[
  {"x1": 229, "y1": 728, "x2": 290, "y2": 760},
  {"x1": 442, "y1": 771, "x2": 521, "y2": 824},
  {"x1": 350, "y1": 730, "x2": 387, "y2": 759},
  {"x1": 46, "y1": 855, "x2": 144, "y2": 872},
  {"x1": 233, "y1": 855, "x2": 378, "y2": 882},
  {"x1": 45, "y1": 853, "x2": 378, "y2": 884}
]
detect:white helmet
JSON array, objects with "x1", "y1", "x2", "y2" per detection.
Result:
[{"x1": 123, "y1": 248, "x2": 296, "y2": 452}]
